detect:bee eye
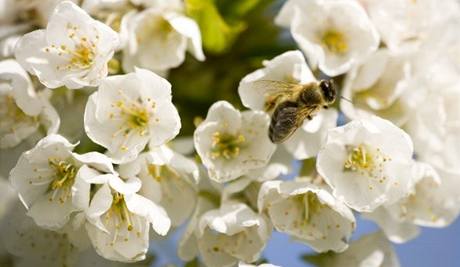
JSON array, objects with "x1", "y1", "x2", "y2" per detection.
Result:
[{"x1": 320, "y1": 80, "x2": 336, "y2": 103}]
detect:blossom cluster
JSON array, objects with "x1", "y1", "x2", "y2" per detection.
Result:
[{"x1": 1, "y1": 0, "x2": 460, "y2": 266}]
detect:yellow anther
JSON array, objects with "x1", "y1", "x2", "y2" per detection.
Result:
[{"x1": 210, "y1": 132, "x2": 246, "y2": 160}]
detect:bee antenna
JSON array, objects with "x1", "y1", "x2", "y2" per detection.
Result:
[{"x1": 340, "y1": 96, "x2": 353, "y2": 103}]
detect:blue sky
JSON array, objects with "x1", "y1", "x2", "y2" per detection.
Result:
[{"x1": 263, "y1": 216, "x2": 460, "y2": 267}]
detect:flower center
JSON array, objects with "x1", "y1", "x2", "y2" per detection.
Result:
[
  {"x1": 110, "y1": 90, "x2": 154, "y2": 140},
  {"x1": 108, "y1": 192, "x2": 134, "y2": 231},
  {"x1": 343, "y1": 144, "x2": 391, "y2": 179},
  {"x1": 300, "y1": 192, "x2": 326, "y2": 222},
  {"x1": 45, "y1": 24, "x2": 98, "y2": 71},
  {"x1": 69, "y1": 42, "x2": 95, "y2": 69},
  {"x1": 47, "y1": 158, "x2": 77, "y2": 203},
  {"x1": 322, "y1": 29, "x2": 348, "y2": 54},
  {"x1": 210, "y1": 132, "x2": 246, "y2": 160}
]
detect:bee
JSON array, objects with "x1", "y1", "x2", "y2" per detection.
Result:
[{"x1": 253, "y1": 79, "x2": 337, "y2": 144}]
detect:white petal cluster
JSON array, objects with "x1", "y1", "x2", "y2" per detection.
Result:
[
  {"x1": 196, "y1": 202, "x2": 271, "y2": 267},
  {"x1": 118, "y1": 145, "x2": 199, "y2": 226},
  {"x1": 84, "y1": 174, "x2": 170, "y2": 262},
  {"x1": 84, "y1": 68, "x2": 180, "y2": 163},
  {"x1": 15, "y1": 1, "x2": 120, "y2": 89},
  {"x1": 258, "y1": 180, "x2": 355, "y2": 252},
  {"x1": 194, "y1": 101, "x2": 276, "y2": 183},
  {"x1": 121, "y1": 1, "x2": 204, "y2": 74},
  {"x1": 10, "y1": 134, "x2": 113, "y2": 229},
  {"x1": 317, "y1": 115, "x2": 414, "y2": 212},
  {"x1": 276, "y1": 0, "x2": 379, "y2": 76},
  {"x1": 0, "y1": 59, "x2": 59, "y2": 148},
  {"x1": 2, "y1": 0, "x2": 460, "y2": 265},
  {"x1": 365, "y1": 162, "x2": 460, "y2": 243}
]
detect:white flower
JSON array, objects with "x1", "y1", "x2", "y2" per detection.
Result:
[
  {"x1": 196, "y1": 202, "x2": 271, "y2": 267},
  {"x1": 177, "y1": 193, "x2": 219, "y2": 262},
  {"x1": 15, "y1": 1, "x2": 120, "y2": 89},
  {"x1": 365, "y1": 162, "x2": 460, "y2": 243},
  {"x1": 9, "y1": 134, "x2": 114, "y2": 230},
  {"x1": 304, "y1": 231, "x2": 400, "y2": 267},
  {"x1": 118, "y1": 145, "x2": 198, "y2": 227},
  {"x1": 0, "y1": 59, "x2": 59, "y2": 148},
  {"x1": 122, "y1": 3, "x2": 204, "y2": 73},
  {"x1": 84, "y1": 68, "x2": 181, "y2": 163},
  {"x1": 316, "y1": 115, "x2": 414, "y2": 212},
  {"x1": 405, "y1": 82, "x2": 460, "y2": 173},
  {"x1": 341, "y1": 48, "x2": 414, "y2": 126},
  {"x1": 360, "y1": 0, "x2": 460, "y2": 52},
  {"x1": 84, "y1": 174, "x2": 171, "y2": 262},
  {"x1": 238, "y1": 50, "x2": 338, "y2": 159},
  {"x1": 277, "y1": 0, "x2": 379, "y2": 76},
  {"x1": 1, "y1": 202, "x2": 81, "y2": 267},
  {"x1": 258, "y1": 180, "x2": 355, "y2": 252},
  {"x1": 194, "y1": 101, "x2": 276, "y2": 183}
]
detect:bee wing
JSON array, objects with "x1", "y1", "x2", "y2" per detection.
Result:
[
  {"x1": 251, "y1": 80, "x2": 301, "y2": 95},
  {"x1": 251, "y1": 80, "x2": 302, "y2": 112},
  {"x1": 269, "y1": 102, "x2": 320, "y2": 144}
]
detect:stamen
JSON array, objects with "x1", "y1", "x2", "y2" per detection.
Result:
[
  {"x1": 210, "y1": 132, "x2": 246, "y2": 160},
  {"x1": 343, "y1": 144, "x2": 391, "y2": 179},
  {"x1": 322, "y1": 29, "x2": 348, "y2": 54}
]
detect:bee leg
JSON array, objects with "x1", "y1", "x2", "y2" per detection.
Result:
[
  {"x1": 307, "y1": 115, "x2": 313, "y2": 120},
  {"x1": 323, "y1": 105, "x2": 328, "y2": 109}
]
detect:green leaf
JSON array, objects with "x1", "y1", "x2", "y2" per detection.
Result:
[
  {"x1": 185, "y1": 0, "x2": 246, "y2": 54},
  {"x1": 216, "y1": 0, "x2": 263, "y2": 18}
]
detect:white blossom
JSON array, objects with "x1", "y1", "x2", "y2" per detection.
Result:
[
  {"x1": 122, "y1": 2, "x2": 204, "y2": 73},
  {"x1": 258, "y1": 180, "x2": 355, "y2": 252},
  {"x1": 9, "y1": 134, "x2": 114, "y2": 230},
  {"x1": 118, "y1": 145, "x2": 198, "y2": 227},
  {"x1": 405, "y1": 80, "x2": 460, "y2": 173},
  {"x1": 84, "y1": 174, "x2": 171, "y2": 262},
  {"x1": 196, "y1": 202, "x2": 271, "y2": 267},
  {"x1": 304, "y1": 231, "x2": 400, "y2": 267},
  {"x1": 238, "y1": 50, "x2": 338, "y2": 159},
  {"x1": 276, "y1": 0, "x2": 379, "y2": 76},
  {"x1": 341, "y1": 48, "x2": 414, "y2": 126},
  {"x1": 0, "y1": 59, "x2": 59, "y2": 148},
  {"x1": 15, "y1": 1, "x2": 120, "y2": 89},
  {"x1": 360, "y1": 0, "x2": 460, "y2": 52},
  {"x1": 1, "y1": 202, "x2": 81, "y2": 267},
  {"x1": 84, "y1": 68, "x2": 181, "y2": 163},
  {"x1": 317, "y1": 115, "x2": 414, "y2": 212},
  {"x1": 177, "y1": 193, "x2": 219, "y2": 262},
  {"x1": 364, "y1": 162, "x2": 460, "y2": 243},
  {"x1": 194, "y1": 101, "x2": 276, "y2": 183}
]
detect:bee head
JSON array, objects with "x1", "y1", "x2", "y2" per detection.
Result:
[{"x1": 319, "y1": 80, "x2": 336, "y2": 104}]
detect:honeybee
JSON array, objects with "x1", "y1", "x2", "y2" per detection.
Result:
[{"x1": 253, "y1": 79, "x2": 337, "y2": 144}]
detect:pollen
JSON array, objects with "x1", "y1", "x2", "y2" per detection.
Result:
[
  {"x1": 322, "y1": 29, "x2": 348, "y2": 54},
  {"x1": 210, "y1": 132, "x2": 246, "y2": 160},
  {"x1": 343, "y1": 144, "x2": 391, "y2": 180},
  {"x1": 47, "y1": 158, "x2": 77, "y2": 204}
]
